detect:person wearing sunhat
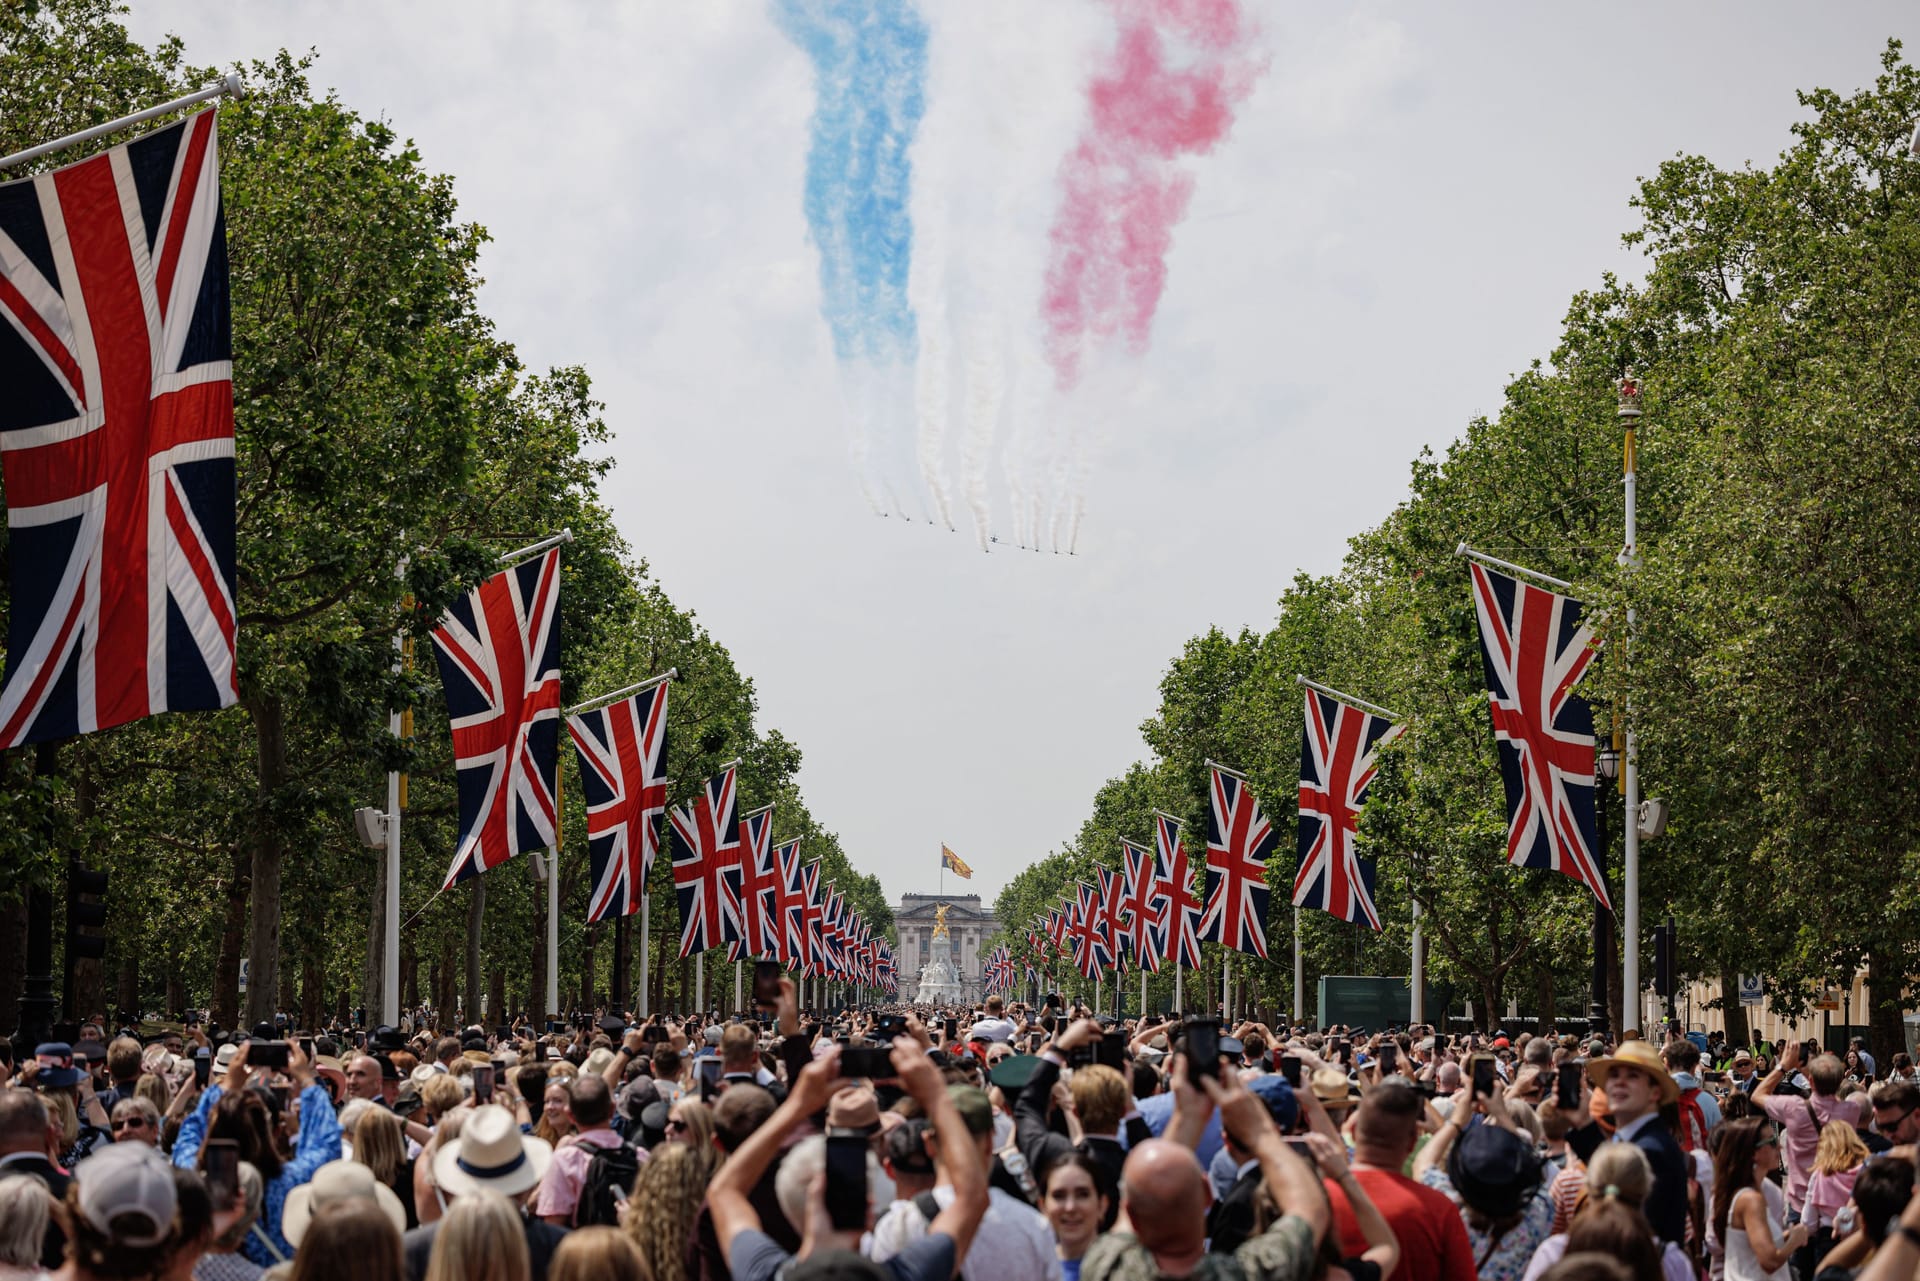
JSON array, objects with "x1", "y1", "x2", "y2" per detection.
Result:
[
  {"x1": 1565, "y1": 1037, "x2": 1689, "y2": 1246},
  {"x1": 1412, "y1": 1070, "x2": 1553, "y2": 1278},
  {"x1": 283, "y1": 1159, "x2": 408, "y2": 1247},
  {"x1": 401, "y1": 1104, "x2": 564, "y2": 1281}
]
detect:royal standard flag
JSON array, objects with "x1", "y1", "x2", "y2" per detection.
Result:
[{"x1": 940, "y1": 844, "x2": 973, "y2": 879}]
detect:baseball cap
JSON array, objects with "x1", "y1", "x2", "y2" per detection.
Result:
[
  {"x1": 945, "y1": 1085, "x2": 993, "y2": 1137},
  {"x1": 75, "y1": 1142, "x2": 177, "y2": 1246}
]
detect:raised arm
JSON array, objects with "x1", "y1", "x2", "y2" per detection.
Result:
[
  {"x1": 711, "y1": 1045, "x2": 844, "y2": 1268},
  {"x1": 1202, "y1": 1069, "x2": 1329, "y2": 1246},
  {"x1": 896, "y1": 1038, "x2": 988, "y2": 1275}
]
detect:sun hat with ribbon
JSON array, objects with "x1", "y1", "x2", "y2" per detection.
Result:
[
  {"x1": 282, "y1": 1159, "x2": 407, "y2": 1245},
  {"x1": 1584, "y1": 1038, "x2": 1679, "y2": 1106},
  {"x1": 432, "y1": 1104, "x2": 553, "y2": 1198}
]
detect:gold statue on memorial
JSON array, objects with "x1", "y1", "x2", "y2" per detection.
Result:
[{"x1": 932, "y1": 903, "x2": 950, "y2": 939}]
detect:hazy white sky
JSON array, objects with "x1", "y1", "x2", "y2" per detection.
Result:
[{"x1": 125, "y1": 1, "x2": 1916, "y2": 907}]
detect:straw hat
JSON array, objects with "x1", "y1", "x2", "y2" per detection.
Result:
[
  {"x1": 1585, "y1": 1039, "x2": 1679, "y2": 1106},
  {"x1": 282, "y1": 1160, "x2": 407, "y2": 1245},
  {"x1": 432, "y1": 1104, "x2": 552, "y2": 1198}
]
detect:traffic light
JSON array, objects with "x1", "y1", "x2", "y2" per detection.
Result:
[
  {"x1": 67, "y1": 860, "x2": 108, "y2": 960},
  {"x1": 1653, "y1": 917, "x2": 1677, "y2": 1003}
]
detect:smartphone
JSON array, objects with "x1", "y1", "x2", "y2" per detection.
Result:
[
  {"x1": 203, "y1": 1138, "x2": 240, "y2": 1205},
  {"x1": 248, "y1": 1039, "x2": 290, "y2": 1070},
  {"x1": 299, "y1": 1037, "x2": 315, "y2": 1061},
  {"x1": 1095, "y1": 1034, "x2": 1127, "y2": 1070},
  {"x1": 1471, "y1": 1053, "x2": 1496, "y2": 1098},
  {"x1": 1379, "y1": 1042, "x2": 1398, "y2": 1075},
  {"x1": 472, "y1": 1063, "x2": 495, "y2": 1105},
  {"x1": 643, "y1": 1025, "x2": 666, "y2": 1044},
  {"x1": 193, "y1": 1048, "x2": 212, "y2": 1088},
  {"x1": 944, "y1": 1017, "x2": 958, "y2": 1043},
  {"x1": 1187, "y1": 1018, "x2": 1222, "y2": 1083},
  {"x1": 269, "y1": 1086, "x2": 289, "y2": 1112},
  {"x1": 1557, "y1": 1062, "x2": 1582, "y2": 1110},
  {"x1": 873, "y1": 1014, "x2": 908, "y2": 1040},
  {"x1": 1279, "y1": 1054, "x2": 1302, "y2": 1088},
  {"x1": 1434, "y1": 1033, "x2": 1449, "y2": 1055},
  {"x1": 546, "y1": 1020, "x2": 560, "y2": 1034},
  {"x1": 840, "y1": 1046, "x2": 896, "y2": 1079},
  {"x1": 753, "y1": 961, "x2": 783, "y2": 1009},
  {"x1": 824, "y1": 1135, "x2": 869, "y2": 1231},
  {"x1": 496, "y1": 1026, "x2": 513, "y2": 1041}
]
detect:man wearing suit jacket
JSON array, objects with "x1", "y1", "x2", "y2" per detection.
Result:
[
  {"x1": 1566, "y1": 1038, "x2": 1690, "y2": 1245},
  {"x1": 0, "y1": 1090, "x2": 71, "y2": 1268}
]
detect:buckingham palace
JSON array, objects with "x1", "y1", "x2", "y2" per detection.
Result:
[{"x1": 893, "y1": 893, "x2": 999, "y2": 1005}]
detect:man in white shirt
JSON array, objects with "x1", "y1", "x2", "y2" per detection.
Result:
[
  {"x1": 870, "y1": 1084, "x2": 1060, "y2": 1281},
  {"x1": 967, "y1": 997, "x2": 1019, "y2": 1045}
]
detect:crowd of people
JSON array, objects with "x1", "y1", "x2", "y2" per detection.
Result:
[{"x1": 3, "y1": 987, "x2": 1919, "y2": 1281}]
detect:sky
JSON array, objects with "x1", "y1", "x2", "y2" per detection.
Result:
[{"x1": 124, "y1": 1, "x2": 1917, "y2": 909}]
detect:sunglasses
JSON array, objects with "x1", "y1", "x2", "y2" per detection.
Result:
[
  {"x1": 111, "y1": 1117, "x2": 148, "y2": 1131},
  {"x1": 665, "y1": 1117, "x2": 689, "y2": 1132}
]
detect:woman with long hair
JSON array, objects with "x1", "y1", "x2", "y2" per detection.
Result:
[
  {"x1": 1711, "y1": 1116, "x2": 1807, "y2": 1281},
  {"x1": 660, "y1": 1100, "x2": 712, "y2": 1152},
  {"x1": 623, "y1": 1142, "x2": 713, "y2": 1281},
  {"x1": 1560, "y1": 1201, "x2": 1663, "y2": 1281},
  {"x1": 0, "y1": 1175, "x2": 50, "y2": 1281},
  {"x1": 548, "y1": 1226, "x2": 647, "y2": 1281},
  {"x1": 1520, "y1": 1145, "x2": 1692, "y2": 1281},
  {"x1": 533, "y1": 1083, "x2": 574, "y2": 1148},
  {"x1": 424, "y1": 1192, "x2": 530, "y2": 1281},
  {"x1": 173, "y1": 1044, "x2": 341, "y2": 1268},
  {"x1": 351, "y1": 1108, "x2": 418, "y2": 1229},
  {"x1": 412, "y1": 1110, "x2": 466, "y2": 1227},
  {"x1": 287, "y1": 1200, "x2": 405, "y2": 1281},
  {"x1": 1801, "y1": 1119, "x2": 1869, "y2": 1262},
  {"x1": 1037, "y1": 1151, "x2": 1108, "y2": 1281}
]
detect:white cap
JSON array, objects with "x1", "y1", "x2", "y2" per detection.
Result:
[{"x1": 76, "y1": 1143, "x2": 176, "y2": 1246}]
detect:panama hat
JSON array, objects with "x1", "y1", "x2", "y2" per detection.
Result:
[
  {"x1": 282, "y1": 1159, "x2": 407, "y2": 1245},
  {"x1": 432, "y1": 1104, "x2": 552, "y2": 1198},
  {"x1": 1585, "y1": 1038, "x2": 1679, "y2": 1105}
]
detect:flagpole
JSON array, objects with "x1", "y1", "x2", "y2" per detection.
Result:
[
  {"x1": 561, "y1": 668, "x2": 676, "y2": 718},
  {"x1": 1293, "y1": 908, "x2": 1304, "y2": 1024},
  {"x1": 0, "y1": 74, "x2": 245, "y2": 172},
  {"x1": 497, "y1": 528, "x2": 574, "y2": 569},
  {"x1": 1454, "y1": 543, "x2": 1575, "y2": 591},
  {"x1": 1619, "y1": 372, "x2": 1643, "y2": 1035},
  {"x1": 381, "y1": 560, "x2": 407, "y2": 1027},
  {"x1": 638, "y1": 894, "x2": 650, "y2": 1018},
  {"x1": 1410, "y1": 896, "x2": 1425, "y2": 1027},
  {"x1": 547, "y1": 767, "x2": 562, "y2": 1020},
  {"x1": 1174, "y1": 962, "x2": 1183, "y2": 1015},
  {"x1": 1294, "y1": 675, "x2": 1402, "y2": 721},
  {"x1": 696, "y1": 952, "x2": 705, "y2": 1012},
  {"x1": 735, "y1": 958, "x2": 744, "y2": 1015}
]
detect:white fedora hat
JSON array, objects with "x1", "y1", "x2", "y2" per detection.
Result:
[
  {"x1": 432, "y1": 1104, "x2": 552, "y2": 1199},
  {"x1": 281, "y1": 1159, "x2": 407, "y2": 1245}
]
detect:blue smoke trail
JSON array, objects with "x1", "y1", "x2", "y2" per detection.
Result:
[{"x1": 774, "y1": 0, "x2": 928, "y2": 365}]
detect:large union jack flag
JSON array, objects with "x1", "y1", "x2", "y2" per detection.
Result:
[
  {"x1": 1097, "y1": 864, "x2": 1129, "y2": 969},
  {"x1": 801, "y1": 860, "x2": 828, "y2": 974},
  {"x1": 567, "y1": 677, "x2": 669, "y2": 922},
  {"x1": 1468, "y1": 562, "x2": 1608, "y2": 906},
  {"x1": 774, "y1": 838, "x2": 807, "y2": 965},
  {"x1": 1295, "y1": 690, "x2": 1403, "y2": 931},
  {"x1": 735, "y1": 804, "x2": 780, "y2": 958},
  {"x1": 1154, "y1": 812, "x2": 1205, "y2": 969},
  {"x1": 670, "y1": 764, "x2": 743, "y2": 957},
  {"x1": 431, "y1": 548, "x2": 562, "y2": 887},
  {"x1": 0, "y1": 110, "x2": 236, "y2": 747},
  {"x1": 1198, "y1": 765, "x2": 1275, "y2": 958},
  {"x1": 1068, "y1": 881, "x2": 1107, "y2": 978},
  {"x1": 1120, "y1": 839, "x2": 1164, "y2": 973}
]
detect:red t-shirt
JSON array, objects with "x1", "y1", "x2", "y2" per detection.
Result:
[{"x1": 1324, "y1": 1166, "x2": 1476, "y2": 1281}]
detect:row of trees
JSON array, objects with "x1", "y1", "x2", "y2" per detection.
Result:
[
  {"x1": 0, "y1": 1, "x2": 888, "y2": 1030},
  {"x1": 995, "y1": 42, "x2": 1920, "y2": 1051}
]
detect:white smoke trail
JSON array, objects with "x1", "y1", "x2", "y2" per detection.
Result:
[{"x1": 913, "y1": 194, "x2": 956, "y2": 530}]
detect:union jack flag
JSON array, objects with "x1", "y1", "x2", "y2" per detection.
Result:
[
  {"x1": 431, "y1": 548, "x2": 563, "y2": 887},
  {"x1": 1046, "y1": 907, "x2": 1070, "y2": 960},
  {"x1": 774, "y1": 838, "x2": 807, "y2": 965},
  {"x1": 670, "y1": 764, "x2": 743, "y2": 957},
  {"x1": 1198, "y1": 765, "x2": 1275, "y2": 958},
  {"x1": 1098, "y1": 864, "x2": 1129, "y2": 968},
  {"x1": 1468, "y1": 562, "x2": 1608, "y2": 905},
  {"x1": 801, "y1": 861, "x2": 828, "y2": 974},
  {"x1": 1295, "y1": 690, "x2": 1403, "y2": 931},
  {"x1": 1120, "y1": 839, "x2": 1164, "y2": 973},
  {"x1": 567, "y1": 678, "x2": 669, "y2": 922},
  {"x1": 1069, "y1": 881, "x2": 1108, "y2": 977},
  {"x1": 735, "y1": 804, "x2": 780, "y2": 958},
  {"x1": 1155, "y1": 811, "x2": 1204, "y2": 969},
  {"x1": 0, "y1": 110, "x2": 236, "y2": 747}
]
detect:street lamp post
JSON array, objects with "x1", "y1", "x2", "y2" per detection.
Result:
[
  {"x1": 1592, "y1": 738, "x2": 1620, "y2": 1039},
  {"x1": 1617, "y1": 372, "x2": 1644, "y2": 1034}
]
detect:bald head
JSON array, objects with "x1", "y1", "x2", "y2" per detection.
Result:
[
  {"x1": 1120, "y1": 1139, "x2": 1210, "y2": 1256},
  {"x1": 344, "y1": 1055, "x2": 384, "y2": 1101}
]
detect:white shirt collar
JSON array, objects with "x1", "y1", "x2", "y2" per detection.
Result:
[{"x1": 1613, "y1": 1111, "x2": 1659, "y2": 1144}]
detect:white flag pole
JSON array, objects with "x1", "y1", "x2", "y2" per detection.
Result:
[{"x1": 0, "y1": 75, "x2": 245, "y2": 172}]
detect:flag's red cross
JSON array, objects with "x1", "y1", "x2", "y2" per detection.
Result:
[
  {"x1": 1155, "y1": 815, "x2": 1204, "y2": 970},
  {"x1": 1295, "y1": 692, "x2": 1402, "y2": 931},
  {"x1": 1200, "y1": 769, "x2": 1274, "y2": 958},
  {"x1": 736, "y1": 808, "x2": 780, "y2": 958},
  {"x1": 1120, "y1": 841, "x2": 1164, "y2": 973},
  {"x1": 0, "y1": 109, "x2": 236, "y2": 745},
  {"x1": 671, "y1": 766, "x2": 742, "y2": 957}
]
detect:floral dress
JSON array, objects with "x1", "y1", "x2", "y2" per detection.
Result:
[{"x1": 1420, "y1": 1168, "x2": 1557, "y2": 1281}]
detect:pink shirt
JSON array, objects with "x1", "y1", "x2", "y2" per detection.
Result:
[
  {"x1": 532, "y1": 1127, "x2": 640, "y2": 1221},
  {"x1": 1759, "y1": 1094, "x2": 1861, "y2": 1205}
]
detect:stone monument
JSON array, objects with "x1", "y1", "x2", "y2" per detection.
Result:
[{"x1": 913, "y1": 903, "x2": 964, "y2": 1005}]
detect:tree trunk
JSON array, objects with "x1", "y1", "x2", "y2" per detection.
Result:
[
  {"x1": 466, "y1": 878, "x2": 485, "y2": 1024},
  {"x1": 1536, "y1": 965, "x2": 1555, "y2": 1036},
  {"x1": 214, "y1": 843, "x2": 249, "y2": 1028},
  {"x1": 364, "y1": 846, "x2": 385, "y2": 1016},
  {"x1": 164, "y1": 961, "x2": 186, "y2": 1024},
  {"x1": 402, "y1": 942, "x2": 418, "y2": 1012},
  {"x1": 1719, "y1": 968, "x2": 1751, "y2": 1049},
  {"x1": 116, "y1": 952, "x2": 139, "y2": 1022},
  {"x1": 488, "y1": 969, "x2": 505, "y2": 1028},
  {"x1": 1867, "y1": 949, "x2": 1908, "y2": 1063},
  {"x1": 245, "y1": 694, "x2": 289, "y2": 1026},
  {"x1": 0, "y1": 896, "x2": 23, "y2": 1024},
  {"x1": 301, "y1": 957, "x2": 323, "y2": 1030},
  {"x1": 581, "y1": 922, "x2": 599, "y2": 1012}
]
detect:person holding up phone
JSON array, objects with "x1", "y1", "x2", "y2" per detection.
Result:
[
  {"x1": 711, "y1": 1039, "x2": 989, "y2": 1281},
  {"x1": 1013, "y1": 1019, "x2": 1135, "y2": 1205}
]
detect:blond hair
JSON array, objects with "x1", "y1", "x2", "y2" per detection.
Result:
[
  {"x1": 354, "y1": 1105, "x2": 407, "y2": 1187},
  {"x1": 41, "y1": 1090, "x2": 78, "y2": 1149},
  {"x1": 1581, "y1": 1143, "x2": 1653, "y2": 1209},
  {"x1": 625, "y1": 1142, "x2": 713, "y2": 1281},
  {"x1": 1069, "y1": 1064, "x2": 1128, "y2": 1135},
  {"x1": 424, "y1": 1191, "x2": 530, "y2": 1281},
  {"x1": 550, "y1": 1226, "x2": 648, "y2": 1281},
  {"x1": 419, "y1": 1073, "x2": 464, "y2": 1121},
  {"x1": 1813, "y1": 1118, "x2": 1869, "y2": 1176}
]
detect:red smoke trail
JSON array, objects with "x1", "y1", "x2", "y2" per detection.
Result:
[{"x1": 1041, "y1": 0, "x2": 1261, "y2": 390}]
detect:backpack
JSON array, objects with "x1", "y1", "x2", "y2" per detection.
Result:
[
  {"x1": 573, "y1": 1138, "x2": 642, "y2": 1228},
  {"x1": 1676, "y1": 1086, "x2": 1710, "y2": 1153}
]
